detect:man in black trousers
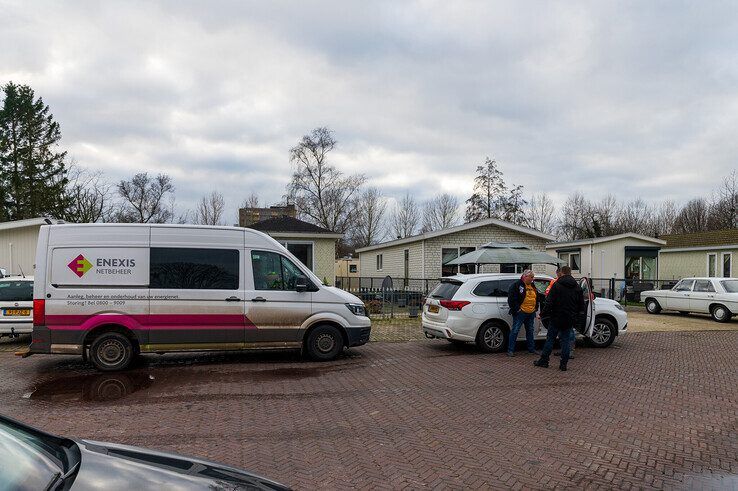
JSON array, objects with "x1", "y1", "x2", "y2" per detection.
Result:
[{"x1": 534, "y1": 266, "x2": 584, "y2": 371}]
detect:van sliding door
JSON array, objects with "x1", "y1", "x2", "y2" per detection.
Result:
[{"x1": 147, "y1": 246, "x2": 245, "y2": 351}]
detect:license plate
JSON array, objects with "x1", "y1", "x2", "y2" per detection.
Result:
[
  {"x1": 3, "y1": 309, "x2": 30, "y2": 316},
  {"x1": 428, "y1": 304, "x2": 439, "y2": 314}
]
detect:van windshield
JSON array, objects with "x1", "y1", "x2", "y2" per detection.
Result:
[{"x1": 429, "y1": 281, "x2": 462, "y2": 300}]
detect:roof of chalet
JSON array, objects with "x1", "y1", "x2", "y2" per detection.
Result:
[{"x1": 355, "y1": 217, "x2": 555, "y2": 253}]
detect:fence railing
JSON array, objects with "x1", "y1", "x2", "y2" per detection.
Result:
[
  {"x1": 589, "y1": 278, "x2": 679, "y2": 305},
  {"x1": 335, "y1": 275, "x2": 680, "y2": 316}
]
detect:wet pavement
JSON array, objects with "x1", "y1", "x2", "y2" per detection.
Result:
[{"x1": 1, "y1": 332, "x2": 737, "y2": 489}]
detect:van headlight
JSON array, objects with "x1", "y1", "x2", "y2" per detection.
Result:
[
  {"x1": 615, "y1": 304, "x2": 625, "y2": 311},
  {"x1": 346, "y1": 303, "x2": 367, "y2": 317}
]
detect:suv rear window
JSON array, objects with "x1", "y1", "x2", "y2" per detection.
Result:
[
  {"x1": 0, "y1": 281, "x2": 33, "y2": 301},
  {"x1": 429, "y1": 281, "x2": 462, "y2": 300},
  {"x1": 473, "y1": 279, "x2": 515, "y2": 297}
]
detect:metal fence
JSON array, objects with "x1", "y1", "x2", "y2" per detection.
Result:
[
  {"x1": 335, "y1": 276, "x2": 441, "y2": 318},
  {"x1": 336, "y1": 275, "x2": 681, "y2": 316},
  {"x1": 589, "y1": 278, "x2": 678, "y2": 305}
]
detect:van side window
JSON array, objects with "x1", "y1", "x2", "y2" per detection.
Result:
[
  {"x1": 251, "y1": 251, "x2": 307, "y2": 291},
  {"x1": 150, "y1": 248, "x2": 239, "y2": 290}
]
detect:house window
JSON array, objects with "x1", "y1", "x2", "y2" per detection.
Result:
[
  {"x1": 723, "y1": 252, "x2": 732, "y2": 278},
  {"x1": 500, "y1": 263, "x2": 532, "y2": 274},
  {"x1": 349, "y1": 264, "x2": 357, "y2": 273},
  {"x1": 376, "y1": 254, "x2": 383, "y2": 271},
  {"x1": 441, "y1": 247, "x2": 476, "y2": 276},
  {"x1": 277, "y1": 241, "x2": 313, "y2": 271},
  {"x1": 624, "y1": 248, "x2": 659, "y2": 281},
  {"x1": 558, "y1": 250, "x2": 581, "y2": 273},
  {"x1": 708, "y1": 253, "x2": 717, "y2": 277}
]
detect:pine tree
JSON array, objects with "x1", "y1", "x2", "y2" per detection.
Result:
[
  {"x1": 0, "y1": 82, "x2": 69, "y2": 221},
  {"x1": 464, "y1": 157, "x2": 507, "y2": 222}
]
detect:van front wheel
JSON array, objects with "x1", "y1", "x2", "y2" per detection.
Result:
[
  {"x1": 90, "y1": 332, "x2": 133, "y2": 371},
  {"x1": 306, "y1": 325, "x2": 344, "y2": 361}
]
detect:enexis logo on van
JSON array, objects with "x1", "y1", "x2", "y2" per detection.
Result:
[{"x1": 68, "y1": 254, "x2": 93, "y2": 277}]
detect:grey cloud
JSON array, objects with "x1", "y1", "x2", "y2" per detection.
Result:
[{"x1": 1, "y1": 0, "x2": 737, "y2": 219}]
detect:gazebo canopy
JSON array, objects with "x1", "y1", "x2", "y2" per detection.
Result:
[{"x1": 446, "y1": 241, "x2": 564, "y2": 266}]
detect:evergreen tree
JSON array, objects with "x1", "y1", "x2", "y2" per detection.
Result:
[
  {"x1": 464, "y1": 157, "x2": 507, "y2": 222},
  {"x1": 0, "y1": 82, "x2": 69, "y2": 221}
]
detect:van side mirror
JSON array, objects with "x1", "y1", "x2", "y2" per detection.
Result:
[{"x1": 295, "y1": 275, "x2": 308, "y2": 293}]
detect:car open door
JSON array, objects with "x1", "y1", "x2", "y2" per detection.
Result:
[{"x1": 579, "y1": 278, "x2": 595, "y2": 337}]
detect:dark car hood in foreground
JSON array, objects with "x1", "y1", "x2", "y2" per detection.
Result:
[{"x1": 70, "y1": 438, "x2": 290, "y2": 490}]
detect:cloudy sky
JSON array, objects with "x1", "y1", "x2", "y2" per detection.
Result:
[{"x1": 2, "y1": 1, "x2": 737, "y2": 222}]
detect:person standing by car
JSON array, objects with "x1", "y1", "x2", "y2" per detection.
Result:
[
  {"x1": 534, "y1": 266, "x2": 584, "y2": 371},
  {"x1": 545, "y1": 267, "x2": 576, "y2": 359},
  {"x1": 507, "y1": 270, "x2": 542, "y2": 356}
]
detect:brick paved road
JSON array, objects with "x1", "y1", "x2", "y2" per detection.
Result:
[{"x1": 1, "y1": 332, "x2": 736, "y2": 489}]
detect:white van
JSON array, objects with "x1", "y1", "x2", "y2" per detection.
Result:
[{"x1": 24, "y1": 223, "x2": 371, "y2": 370}]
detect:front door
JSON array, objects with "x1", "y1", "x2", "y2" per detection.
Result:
[
  {"x1": 245, "y1": 250, "x2": 312, "y2": 348},
  {"x1": 579, "y1": 278, "x2": 594, "y2": 337},
  {"x1": 147, "y1": 247, "x2": 245, "y2": 351},
  {"x1": 690, "y1": 279, "x2": 716, "y2": 313},
  {"x1": 667, "y1": 279, "x2": 694, "y2": 310}
]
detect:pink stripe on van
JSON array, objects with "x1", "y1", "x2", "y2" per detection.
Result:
[{"x1": 45, "y1": 314, "x2": 257, "y2": 331}]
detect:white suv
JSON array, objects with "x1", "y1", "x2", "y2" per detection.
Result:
[{"x1": 422, "y1": 273, "x2": 628, "y2": 352}]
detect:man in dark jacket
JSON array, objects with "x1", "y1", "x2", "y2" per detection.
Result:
[
  {"x1": 506, "y1": 270, "x2": 543, "y2": 356},
  {"x1": 534, "y1": 266, "x2": 584, "y2": 371}
]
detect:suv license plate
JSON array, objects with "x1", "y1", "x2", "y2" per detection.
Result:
[{"x1": 428, "y1": 304, "x2": 439, "y2": 314}]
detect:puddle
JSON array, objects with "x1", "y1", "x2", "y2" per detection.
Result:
[
  {"x1": 28, "y1": 372, "x2": 155, "y2": 403},
  {"x1": 25, "y1": 358, "x2": 367, "y2": 403}
]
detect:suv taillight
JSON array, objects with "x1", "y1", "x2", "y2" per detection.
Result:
[
  {"x1": 33, "y1": 299, "x2": 45, "y2": 326},
  {"x1": 439, "y1": 300, "x2": 470, "y2": 311}
]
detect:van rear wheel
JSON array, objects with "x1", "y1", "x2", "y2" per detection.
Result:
[
  {"x1": 90, "y1": 332, "x2": 133, "y2": 371},
  {"x1": 306, "y1": 325, "x2": 344, "y2": 361}
]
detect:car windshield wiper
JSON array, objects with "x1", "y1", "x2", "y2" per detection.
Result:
[{"x1": 44, "y1": 461, "x2": 80, "y2": 491}]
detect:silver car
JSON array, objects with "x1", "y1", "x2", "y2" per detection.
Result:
[
  {"x1": 642, "y1": 277, "x2": 738, "y2": 322},
  {"x1": 422, "y1": 273, "x2": 628, "y2": 352}
]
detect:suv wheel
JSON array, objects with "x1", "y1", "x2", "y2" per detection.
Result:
[
  {"x1": 90, "y1": 332, "x2": 133, "y2": 371},
  {"x1": 587, "y1": 318, "x2": 616, "y2": 348},
  {"x1": 306, "y1": 325, "x2": 344, "y2": 361},
  {"x1": 645, "y1": 298, "x2": 661, "y2": 314},
  {"x1": 476, "y1": 322, "x2": 507, "y2": 353},
  {"x1": 711, "y1": 304, "x2": 732, "y2": 323}
]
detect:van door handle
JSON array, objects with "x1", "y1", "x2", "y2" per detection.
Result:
[
  {"x1": 225, "y1": 296, "x2": 242, "y2": 302},
  {"x1": 250, "y1": 297, "x2": 267, "y2": 302}
]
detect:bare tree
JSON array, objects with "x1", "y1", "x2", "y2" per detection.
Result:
[
  {"x1": 115, "y1": 172, "x2": 174, "y2": 223},
  {"x1": 672, "y1": 198, "x2": 710, "y2": 234},
  {"x1": 286, "y1": 127, "x2": 366, "y2": 233},
  {"x1": 350, "y1": 187, "x2": 387, "y2": 247},
  {"x1": 526, "y1": 193, "x2": 557, "y2": 235},
  {"x1": 63, "y1": 165, "x2": 115, "y2": 223},
  {"x1": 708, "y1": 170, "x2": 738, "y2": 230},
  {"x1": 421, "y1": 193, "x2": 459, "y2": 232},
  {"x1": 240, "y1": 192, "x2": 260, "y2": 209},
  {"x1": 390, "y1": 192, "x2": 420, "y2": 239},
  {"x1": 616, "y1": 198, "x2": 654, "y2": 236},
  {"x1": 194, "y1": 191, "x2": 226, "y2": 225},
  {"x1": 653, "y1": 200, "x2": 677, "y2": 236}
]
